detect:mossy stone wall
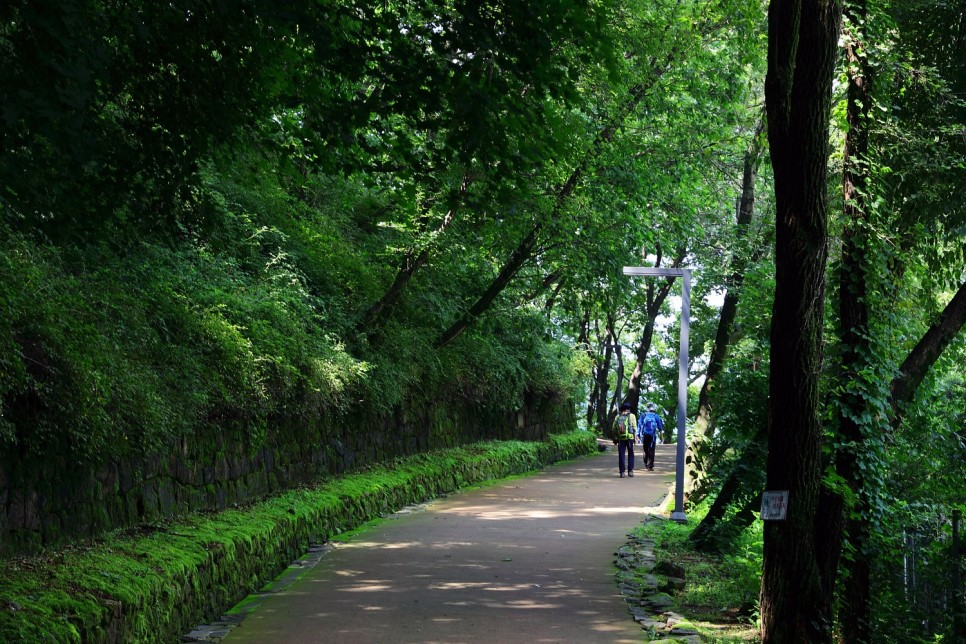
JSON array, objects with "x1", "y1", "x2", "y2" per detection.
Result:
[
  {"x1": 0, "y1": 393, "x2": 574, "y2": 556},
  {"x1": 0, "y1": 433, "x2": 598, "y2": 643}
]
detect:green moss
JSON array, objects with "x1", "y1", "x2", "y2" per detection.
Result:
[{"x1": 0, "y1": 432, "x2": 595, "y2": 642}]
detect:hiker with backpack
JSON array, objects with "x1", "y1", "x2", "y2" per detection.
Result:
[
  {"x1": 612, "y1": 402, "x2": 637, "y2": 477},
  {"x1": 637, "y1": 402, "x2": 663, "y2": 471}
]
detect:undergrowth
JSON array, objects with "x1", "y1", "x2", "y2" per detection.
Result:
[{"x1": 636, "y1": 503, "x2": 762, "y2": 642}]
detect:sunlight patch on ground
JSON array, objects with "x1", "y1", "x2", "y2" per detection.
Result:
[
  {"x1": 343, "y1": 582, "x2": 393, "y2": 592},
  {"x1": 499, "y1": 599, "x2": 563, "y2": 609},
  {"x1": 428, "y1": 582, "x2": 490, "y2": 590},
  {"x1": 333, "y1": 569, "x2": 365, "y2": 577},
  {"x1": 482, "y1": 582, "x2": 551, "y2": 592},
  {"x1": 448, "y1": 506, "x2": 640, "y2": 520},
  {"x1": 585, "y1": 505, "x2": 648, "y2": 514}
]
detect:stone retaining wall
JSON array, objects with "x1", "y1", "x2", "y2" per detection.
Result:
[
  {"x1": 0, "y1": 433, "x2": 598, "y2": 643},
  {"x1": 0, "y1": 392, "x2": 574, "y2": 556}
]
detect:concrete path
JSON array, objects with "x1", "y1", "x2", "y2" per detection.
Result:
[{"x1": 221, "y1": 442, "x2": 675, "y2": 644}]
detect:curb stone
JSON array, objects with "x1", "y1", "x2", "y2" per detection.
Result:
[
  {"x1": 183, "y1": 542, "x2": 334, "y2": 642},
  {"x1": 183, "y1": 497, "x2": 452, "y2": 641}
]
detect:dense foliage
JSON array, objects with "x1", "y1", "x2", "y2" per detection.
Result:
[
  {"x1": 1, "y1": 0, "x2": 964, "y2": 640},
  {"x1": 0, "y1": 0, "x2": 615, "y2": 460}
]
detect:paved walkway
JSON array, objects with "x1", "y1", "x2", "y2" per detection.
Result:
[{"x1": 221, "y1": 442, "x2": 675, "y2": 643}]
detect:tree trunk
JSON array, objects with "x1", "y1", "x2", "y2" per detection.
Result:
[
  {"x1": 361, "y1": 175, "x2": 471, "y2": 332},
  {"x1": 595, "y1": 318, "x2": 617, "y2": 435},
  {"x1": 690, "y1": 423, "x2": 768, "y2": 552},
  {"x1": 890, "y1": 280, "x2": 966, "y2": 423},
  {"x1": 686, "y1": 120, "x2": 766, "y2": 501},
  {"x1": 434, "y1": 55, "x2": 680, "y2": 349},
  {"x1": 611, "y1": 335, "x2": 625, "y2": 413},
  {"x1": 434, "y1": 220, "x2": 544, "y2": 349},
  {"x1": 829, "y1": 4, "x2": 875, "y2": 640},
  {"x1": 605, "y1": 312, "x2": 624, "y2": 420},
  {"x1": 760, "y1": 1, "x2": 842, "y2": 641},
  {"x1": 579, "y1": 309, "x2": 598, "y2": 428}
]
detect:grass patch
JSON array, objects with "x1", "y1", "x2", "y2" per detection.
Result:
[
  {"x1": 0, "y1": 432, "x2": 596, "y2": 642},
  {"x1": 634, "y1": 504, "x2": 762, "y2": 642}
]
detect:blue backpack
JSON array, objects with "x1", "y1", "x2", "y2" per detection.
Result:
[{"x1": 640, "y1": 412, "x2": 659, "y2": 437}]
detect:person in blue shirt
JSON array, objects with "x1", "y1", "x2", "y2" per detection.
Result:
[{"x1": 637, "y1": 402, "x2": 663, "y2": 471}]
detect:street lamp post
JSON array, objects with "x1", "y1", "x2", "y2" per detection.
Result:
[{"x1": 622, "y1": 266, "x2": 692, "y2": 522}]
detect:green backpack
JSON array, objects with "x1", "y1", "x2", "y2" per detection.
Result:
[{"x1": 615, "y1": 413, "x2": 634, "y2": 440}]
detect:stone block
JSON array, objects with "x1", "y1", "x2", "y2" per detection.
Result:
[
  {"x1": 172, "y1": 454, "x2": 192, "y2": 485},
  {"x1": 119, "y1": 460, "x2": 138, "y2": 494},
  {"x1": 158, "y1": 480, "x2": 179, "y2": 516},
  {"x1": 654, "y1": 560, "x2": 686, "y2": 578},
  {"x1": 214, "y1": 485, "x2": 227, "y2": 509},
  {"x1": 663, "y1": 611, "x2": 688, "y2": 625},
  {"x1": 97, "y1": 462, "x2": 119, "y2": 493},
  {"x1": 125, "y1": 493, "x2": 139, "y2": 523},
  {"x1": 234, "y1": 452, "x2": 252, "y2": 478},
  {"x1": 141, "y1": 481, "x2": 160, "y2": 521},
  {"x1": 145, "y1": 453, "x2": 162, "y2": 478},
  {"x1": 214, "y1": 457, "x2": 230, "y2": 481},
  {"x1": 640, "y1": 573, "x2": 660, "y2": 588},
  {"x1": 644, "y1": 592, "x2": 675, "y2": 610},
  {"x1": 235, "y1": 479, "x2": 249, "y2": 502},
  {"x1": 188, "y1": 487, "x2": 206, "y2": 510},
  {"x1": 661, "y1": 576, "x2": 686, "y2": 593}
]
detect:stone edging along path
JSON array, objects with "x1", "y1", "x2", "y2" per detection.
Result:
[
  {"x1": 615, "y1": 515, "x2": 702, "y2": 643},
  {"x1": 0, "y1": 432, "x2": 598, "y2": 643}
]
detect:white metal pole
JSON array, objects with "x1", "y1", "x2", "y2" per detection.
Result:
[
  {"x1": 670, "y1": 270, "x2": 690, "y2": 522},
  {"x1": 622, "y1": 266, "x2": 692, "y2": 522}
]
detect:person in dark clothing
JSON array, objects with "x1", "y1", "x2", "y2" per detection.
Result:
[
  {"x1": 612, "y1": 402, "x2": 637, "y2": 477},
  {"x1": 637, "y1": 401, "x2": 663, "y2": 471}
]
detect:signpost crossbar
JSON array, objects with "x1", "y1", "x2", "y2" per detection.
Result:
[{"x1": 622, "y1": 267, "x2": 686, "y2": 277}]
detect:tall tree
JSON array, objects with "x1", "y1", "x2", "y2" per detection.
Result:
[
  {"x1": 759, "y1": 0, "x2": 842, "y2": 640},
  {"x1": 827, "y1": 2, "x2": 879, "y2": 637},
  {"x1": 433, "y1": 0, "x2": 760, "y2": 349},
  {"x1": 686, "y1": 118, "x2": 767, "y2": 499}
]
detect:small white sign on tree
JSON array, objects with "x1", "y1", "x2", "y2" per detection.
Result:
[{"x1": 761, "y1": 490, "x2": 789, "y2": 521}]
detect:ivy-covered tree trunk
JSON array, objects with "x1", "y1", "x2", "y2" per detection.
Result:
[
  {"x1": 760, "y1": 0, "x2": 842, "y2": 641},
  {"x1": 830, "y1": 2, "x2": 877, "y2": 639}
]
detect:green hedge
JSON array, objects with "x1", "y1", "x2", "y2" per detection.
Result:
[{"x1": 0, "y1": 432, "x2": 597, "y2": 643}]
